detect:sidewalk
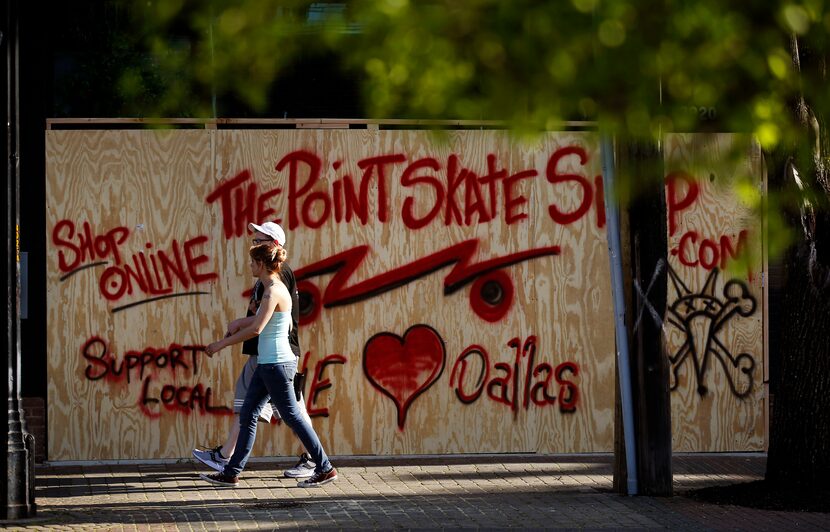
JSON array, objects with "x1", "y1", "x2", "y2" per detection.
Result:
[{"x1": 5, "y1": 453, "x2": 829, "y2": 530}]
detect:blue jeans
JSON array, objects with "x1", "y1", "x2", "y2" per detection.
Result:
[{"x1": 224, "y1": 360, "x2": 332, "y2": 477}]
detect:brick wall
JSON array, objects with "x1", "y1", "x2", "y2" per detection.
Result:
[{"x1": 22, "y1": 397, "x2": 46, "y2": 463}]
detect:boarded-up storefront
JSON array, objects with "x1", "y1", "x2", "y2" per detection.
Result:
[
  {"x1": 45, "y1": 128, "x2": 764, "y2": 460},
  {"x1": 664, "y1": 134, "x2": 766, "y2": 451}
]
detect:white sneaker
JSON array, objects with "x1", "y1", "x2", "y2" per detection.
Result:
[
  {"x1": 283, "y1": 452, "x2": 316, "y2": 478},
  {"x1": 193, "y1": 446, "x2": 229, "y2": 472}
]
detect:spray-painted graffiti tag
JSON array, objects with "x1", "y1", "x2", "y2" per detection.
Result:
[
  {"x1": 81, "y1": 336, "x2": 232, "y2": 419},
  {"x1": 301, "y1": 352, "x2": 348, "y2": 418},
  {"x1": 450, "y1": 335, "x2": 579, "y2": 414},
  {"x1": 666, "y1": 266, "x2": 757, "y2": 397},
  {"x1": 53, "y1": 219, "x2": 218, "y2": 311},
  {"x1": 667, "y1": 172, "x2": 751, "y2": 271},
  {"x1": 206, "y1": 145, "x2": 607, "y2": 236},
  {"x1": 295, "y1": 240, "x2": 559, "y2": 324}
]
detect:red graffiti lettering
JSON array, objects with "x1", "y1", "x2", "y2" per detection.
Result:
[
  {"x1": 555, "y1": 362, "x2": 579, "y2": 412},
  {"x1": 485, "y1": 337, "x2": 529, "y2": 413},
  {"x1": 276, "y1": 151, "x2": 409, "y2": 230},
  {"x1": 356, "y1": 154, "x2": 407, "y2": 223},
  {"x1": 666, "y1": 171, "x2": 700, "y2": 237},
  {"x1": 401, "y1": 157, "x2": 444, "y2": 229},
  {"x1": 450, "y1": 335, "x2": 580, "y2": 414},
  {"x1": 444, "y1": 155, "x2": 467, "y2": 225},
  {"x1": 530, "y1": 363, "x2": 558, "y2": 406},
  {"x1": 306, "y1": 354, "x2": 347, "y2": 417},
  {"x1": 487, "y1": 362, "x2": 515, "y2": 409},
  {"x1": 672, "y1": 229, "x2": 750, "y2": 270},
  {"x1": 139, "y1": 377, "x2": 232, "y2": 419},
  {"x1": 235, "y1": 147, "x2": 600, "y2": 231},
  {"x1": 280, "y1": 150, "x2": 324, "y2": 230},
  {"x1": 450, "y1": 345, "x2": 490, "y2": 403},
  {"x1": 719, "y1": 231, "x2": 750, "y2": 268},
  {"x1": 184, "y1": 236, "x2": 216, "y2": 283},
  {"x1": 98, "y1": 236, "x2": 217, "y2": 302},
  {"x1": 53, "y1": 220, "x2": 129, "y2": 272},
  {"x1": 504, "y1": 169, "x2": 536, "y2": 224},
  {"x1": 401, "y1": 152, "x2": 540, "y2": 229},
  {"x1": 81, "y1": 336, "x2": 206, "y2": 384},
  {"x1": 676, "y1": 231, "x2": 700, "y2": 267},
  {"x1": 82, "y1": 336, "x2": 231, "y2": 419},
  {"x1": 546, "y1": 146, "x2": 603, "y2": 227},
  {"x1": 205, "y1": 170, "x2": 283, "y2": 239}
]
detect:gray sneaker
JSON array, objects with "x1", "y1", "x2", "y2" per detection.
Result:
[
  {"x1": 193, "y1": 446, "x2": 228, "y2": 472},
  {"x1": 283, "y1": 452, "x2": 316, "y2": 478}
]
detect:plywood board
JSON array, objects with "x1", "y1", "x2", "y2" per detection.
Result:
[
  {"x1": 664, "y1": 133, "x2": 766, "y2": 451},
  {"x1": 45, "y1": 128, "x2": 764, "y2": 460}
]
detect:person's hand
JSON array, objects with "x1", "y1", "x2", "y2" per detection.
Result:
[{"x1": 205, "y1": 341, "x2": 224, "y2": 357}]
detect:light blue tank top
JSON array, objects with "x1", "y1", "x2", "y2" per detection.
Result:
[{"x1": 257, "y1": 310, "x2": 294, "y2": 364}]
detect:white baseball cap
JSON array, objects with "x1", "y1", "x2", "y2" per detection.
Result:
[{"x1": 248, "y1": 221, "x2": 286, "y2": 246}]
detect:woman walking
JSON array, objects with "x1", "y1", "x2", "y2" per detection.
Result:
[{"x1": 200, "y1": 242, "x2": 337, "y2": 488}]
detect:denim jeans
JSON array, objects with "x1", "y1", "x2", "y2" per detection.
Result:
[{"x1": 224, "y1": 359, "x2": 332, "y2": 477}]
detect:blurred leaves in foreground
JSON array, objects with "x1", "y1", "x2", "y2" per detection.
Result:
[
  {"x1": 124, "y1": 0, "x2": 830, "y2": 258},
  {"x1": 127, "y1": 1, "x2": 827, "y2": 136}
]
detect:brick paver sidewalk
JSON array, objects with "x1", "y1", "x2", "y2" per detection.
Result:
[{"x1": 2, "y1": 453, "x2": 828, "y2": 530}]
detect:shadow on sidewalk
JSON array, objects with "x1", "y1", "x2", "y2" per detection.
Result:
[{"x1": 28, "y1": 455, "x2": 830, "y2": 530}]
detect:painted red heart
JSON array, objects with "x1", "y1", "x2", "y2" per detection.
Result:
[{"x1": 363, "y1": 324, "x2": 445, "y2": 429}]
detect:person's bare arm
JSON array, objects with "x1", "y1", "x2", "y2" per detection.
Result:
[
  {"x1": 206, "y1": 288, "x2": 277, "y2": 355},
  {"x1": 226, "y1": 315, "x2": 257, "y2": 337}
]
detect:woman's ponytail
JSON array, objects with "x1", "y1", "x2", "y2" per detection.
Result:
[{"x1": 249, "y1": 243, "x2": 287, "y2": 273}]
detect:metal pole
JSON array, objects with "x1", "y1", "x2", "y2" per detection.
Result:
[
  {"x1": 3, "y1": 0, "x2": 33, "y2": 519},
  {"x1": 600, "y1": 135, "x2": 639, "y2": 496}
]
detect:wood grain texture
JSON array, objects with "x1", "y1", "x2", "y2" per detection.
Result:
[
  {"x1": 664, "y1": 133, "x2": 766, "y2": 451},
  {"x1": 45, "y1": 129, "x2": 762, "y2": 460}
]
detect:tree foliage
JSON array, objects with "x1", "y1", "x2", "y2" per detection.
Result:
[{"x1": 130, "y1": 1, "x2": 827, "y2": 138}]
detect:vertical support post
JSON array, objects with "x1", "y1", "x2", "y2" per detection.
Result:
[
  {"x1": 601, "y1": 135, "x2": 639, "y2": 495},
  {"x1": 619, "y1": 139, "x2": 673, "y2": 496},
  {"x1": 2, "y1": 0, "x2": 34, "y2": 519}
]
